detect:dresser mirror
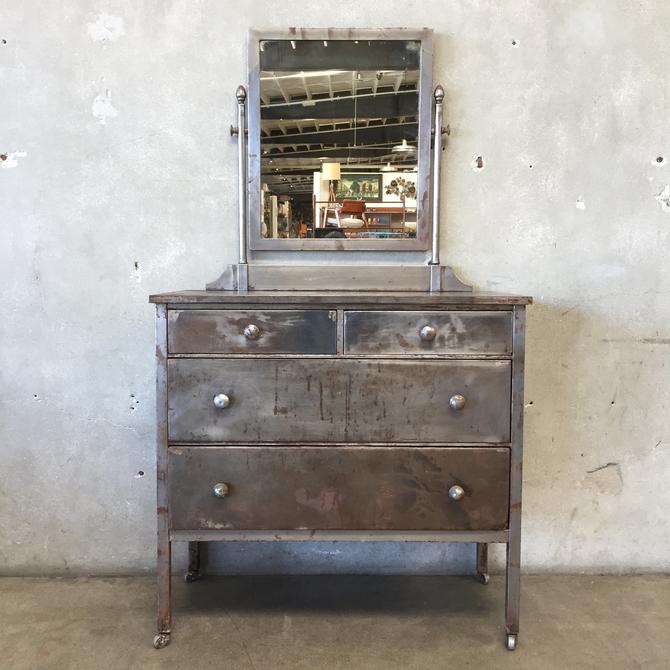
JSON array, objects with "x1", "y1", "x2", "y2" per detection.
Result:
[{"x1": 247, "y1": 29, "x2": 433, "y2": 251}]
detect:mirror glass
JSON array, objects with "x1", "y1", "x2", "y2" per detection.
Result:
[{"x1": 258, "y1": 39, "x2": 421, "y2": 241}]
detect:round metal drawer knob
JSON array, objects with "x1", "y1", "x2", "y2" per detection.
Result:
[
  {"x1": 212, "y1": 482, "x2": 230, "y2": 498},
  {"x1": 419, "y1": 325, "x2": 437, "y2": 342},
  {"x1": 213, "y1": 393, "x2": 231, "y2": 409},
  {"x1": 449, "y1": 394, "x2": 466, "y2": 411},
  {"x1": 243, "y1": 324, "x2": 261, "y2": 340},
  {"x1": 448, "y1": 485, "x2": 465, "y2": 501}
]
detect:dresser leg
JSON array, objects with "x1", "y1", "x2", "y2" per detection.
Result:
[
  {"x1": 154, "y1": 538, "x2": 171, "y2": 648},
  {"x1": 185, "y1": 541, "x2": 204, "y2": 582},
  {"x1": 505, "y1": 304, "x2": 525, "y2": 651},
  {"x1": 504, "y1": 537, "x2": 520, "y2": 650},
  {"x1": 475, "y1": 543, "x2": 489, "y2": 584}
]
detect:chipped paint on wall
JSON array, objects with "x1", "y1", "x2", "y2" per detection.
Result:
[
  {"x1": 1, "y1": 151, "x2": 27, "y2": 169},
  {"x1": 576, "y1": 198, "x2": 586, "y2": 210},
  {"x1": 654, "y1": 184, "x2": 670, "y2": 212},
  {"x1": 87, "y1": 14, "x2": 125, "y2": 43},
  {"x1": 91, "y1": 90, "x2": 118, "y2": 124}
]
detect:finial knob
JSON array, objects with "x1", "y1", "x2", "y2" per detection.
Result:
[
  {"x1": 236, "y1": 85, "x2": 247, "y2": 103},
  {"x1": 434, "y1": 84, "x2": 445, "y2": 103}
]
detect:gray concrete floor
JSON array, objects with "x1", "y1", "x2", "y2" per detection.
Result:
[{"x1": 1, "y1": 575, "x2": 668, "y2": 669}]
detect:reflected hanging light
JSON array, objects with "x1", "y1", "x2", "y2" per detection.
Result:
[{"x1": 392, "y1": 139, "x2": 416, "y2": 154}]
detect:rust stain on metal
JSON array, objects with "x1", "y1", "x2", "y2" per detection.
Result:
[
  {"x1": 396, "y1": 333, "x2": 410, "y2": 348},
  {"x1": 168, "y1": 447, "x2": 509, "y2": 531}
]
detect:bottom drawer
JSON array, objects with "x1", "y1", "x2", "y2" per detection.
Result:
[{"x1": 168, "y1": 447, "x2": 510, "y2": 531}]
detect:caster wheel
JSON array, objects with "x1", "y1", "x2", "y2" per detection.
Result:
[
  {"x1": 477, "y1": 572, "x2": 490, "y2": 585},
  {"x1": 505, "y1": 633, "x2": 517, "y2": 651},
  {"x1": 153, "y1": 633, "x2": 170, "y2": 649},
  {"x1": 184, "y1": 571, "x2": 200, "y2": 583}
]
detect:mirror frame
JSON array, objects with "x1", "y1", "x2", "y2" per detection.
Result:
[{"x1": 247, "y1": 28, "x2": 434, "y2": 252}]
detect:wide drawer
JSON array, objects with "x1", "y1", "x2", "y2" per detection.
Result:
[
  {"x1": 167, "y1": 358, "x2": 511, "y2": 443},
  {"x1": 168, "y1": 309, "x2": 337, "y2": 354},
  {"x1": 168, "y1": 446, "x2": 510, "y2": 531},
  {"x1": 344, "y1": 310, "x2": 512, "y2": 355}
]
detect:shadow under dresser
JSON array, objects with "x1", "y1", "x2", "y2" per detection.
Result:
[{"x1": 149, "y1": 289, "x2": 532, "y2": 650}]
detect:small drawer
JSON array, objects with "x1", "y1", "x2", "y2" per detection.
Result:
[
  {"x1": 167, "y1": 358, "x2": 511, "y2": 443},
  {"x1": 344, "y1": 310, "x2": 512, "y2": 355},
  {"x1": 168, "y1": 446, "x2": 510, "y2": 531},
  {"x1": 168, "y1": 309, "x2": 337, "y2": 354}
]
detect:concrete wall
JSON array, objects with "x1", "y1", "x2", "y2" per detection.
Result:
[{"x1": 1, "y1": 1, "x2": 668, "y2": 575}]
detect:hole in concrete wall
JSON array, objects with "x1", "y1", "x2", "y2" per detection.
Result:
[
  {"x1": 528, "y1": 400, "x2": 533, "y2": 405},
  {"x1": 33, "y1": 394, "x2": 39, "y2": 400},
  {"x1": 137, "y1": 470, "x2": 145, "y2": 477},
  {"x1": 472, "y1": 155, "x2": 484, "y2": 171},
  {"x1": 656, "y1": 156, "x2": 665, "y2": 165},
  {"x1": 529, "y1": 164, "x2": 533, "y2": 169},
  {"x1": 511, "y1": 39, "x2": 519, "y2": 47},
  {"x1": 0, "y1": 154, "x2": 7, "y2": 162},
  {"x1": 1, "y1": 39, "x2": 6, "y2": 45}
]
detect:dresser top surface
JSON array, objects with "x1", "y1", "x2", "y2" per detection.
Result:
[{"x1": 149, "y1": 290, "x2": 532, "y2": 306}]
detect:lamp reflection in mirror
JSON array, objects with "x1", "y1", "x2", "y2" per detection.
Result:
[{"x1": 321, "y1": 161, "x2": 341, "y2": 227}]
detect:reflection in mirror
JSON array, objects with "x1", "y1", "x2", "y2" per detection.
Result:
[{"x1": 259, "y1": 40, "x2": 420, "y2": 241}]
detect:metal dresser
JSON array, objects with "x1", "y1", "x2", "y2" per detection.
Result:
[
  {"x1": 150, "y1": 28, "x2": 532, "y2": 651},
  {"x1": 149, "y1": 290, "x2": 531, "y2": 650}
]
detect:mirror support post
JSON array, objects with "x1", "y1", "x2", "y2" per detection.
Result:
[
  {"x1": 234, "y1": 85, "x2": 249, "y2": 290},
  {"x1": 429, "y1": 84, "x2": 444, "y2": 269}
]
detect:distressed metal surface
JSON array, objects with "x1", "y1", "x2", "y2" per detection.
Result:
[
  {"x1": 208, "y1": 265, "x2": 473, "y2": 293},
  {"x1": 167, "y1": 446, "x2": 510, "y2": 531},
  {"x1": 235, "y1": 86, "x2": 248, "y2": 267},
  {"x1": 205, "y1": 264, "x2": 236, "y2": 291},
  {"x1": 476, "y1": 542, "x2": 489, "y2": 582},
  {"x1": 154, "y1": 295, "x2": 529, "y2": 645},
  {"x1": 247, "y1": 265, "x2": 463, "y2": 292},
  {"x1": 167, "y1": 358, "x2": 511, "y2": 443},
  {"x1": 150, "y1": 290, "x2": 532, "y2": 305},
  {"x1": 168, "y1": 309, "x2": 336, "y2": 354},
  {"x1": 506, "y1": 304, "x2": 526, "y2": 637},
  {"x1": 344, "y1": 310, "x2": 512, "y2": 355},
  {"x1": 440, "y1": 266, "x2": 473, "y2": 292},
  {"x1": 170, "y1": 529, "x2": 510, "y2": 543},
  {"x1": 154, "y1": 304, "x2": 171, "y2": 637},
  {"x1": 430, "y1": 85, "x2": 444, "y2": 265}
]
